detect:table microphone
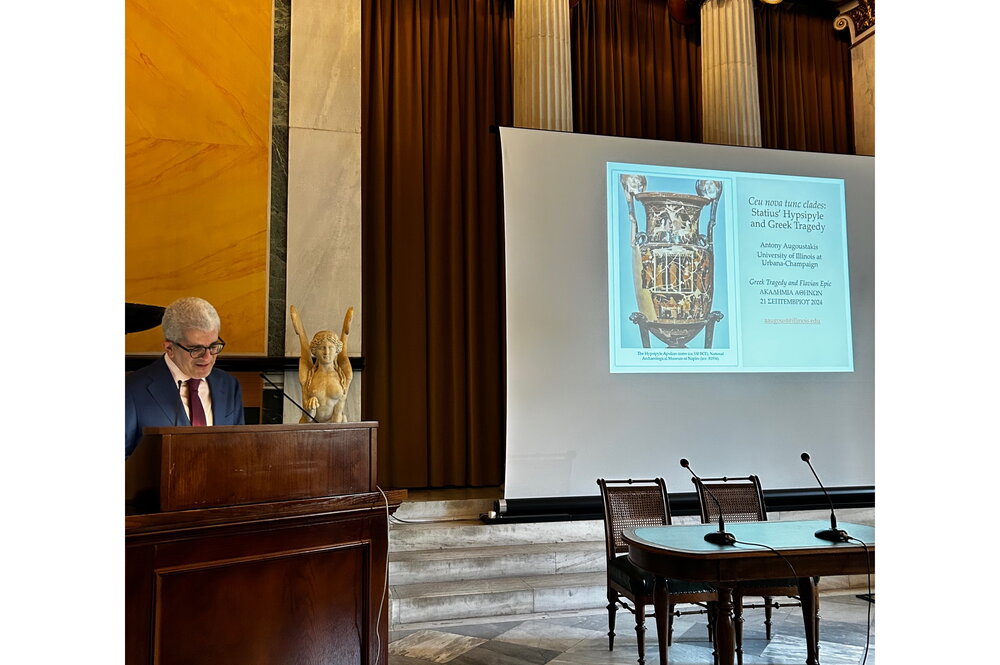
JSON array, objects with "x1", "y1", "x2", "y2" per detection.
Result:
[
  {"x1": 800, "y1": 452, "x2": 850, "y2": 543},
  {"x1": 259, "y1": 373, "x2": 320, "y2": 423},
  {"x1": 680, "y1": 458, "x2": 736, "y2": 546}
]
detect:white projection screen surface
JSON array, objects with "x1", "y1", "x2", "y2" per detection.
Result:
[{"x1": 500, "y1": 127, "x2": 874, "y2": 499}]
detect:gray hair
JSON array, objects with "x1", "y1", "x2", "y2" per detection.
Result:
[{"x1": 161, "y1": 297, "x2": 221, "y2": 341}]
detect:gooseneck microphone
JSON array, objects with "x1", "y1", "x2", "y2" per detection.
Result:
[
  {"x1": 800, "y1": 452, "x2": 850, "y2": 542},
  {"x1": 259, "y1": 373, "x2": 319, "y2": 423},
  {"x1": 680, "y1": 458, "x2": 736, "y2": 546}
]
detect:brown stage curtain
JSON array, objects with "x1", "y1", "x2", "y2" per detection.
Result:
[
  {"x1": 571, "y1": 0, "x2": 702, "y2": 140},
  {"x1": 362, "y1": 0, "x2": 512, "y2": 488},
  {"x1": 755, "y1": 1, "x2": 855, "y2": 154}
]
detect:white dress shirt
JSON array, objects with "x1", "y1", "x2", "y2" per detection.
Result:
[{"x1": 163, "y1": 353, "x2": 215, "y2": 426}]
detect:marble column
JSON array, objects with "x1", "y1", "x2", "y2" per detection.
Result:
[
  {"x1": 836, "y1": 0, "x2": 875, "y2": 156},
  {"x1": 700, "y1": 0, "x2": 762, "y2": 147},
  {"x1": 513, "y1": 0, "x2": 573, "y2": 131}
]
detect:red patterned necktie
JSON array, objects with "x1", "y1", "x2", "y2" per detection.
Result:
[{"x1": 186, "y1": 378, "x2": 207, "y2": 427}]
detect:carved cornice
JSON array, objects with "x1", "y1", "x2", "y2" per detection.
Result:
[
  {"x1": 835, "y1": 0, "x2": 875, "y2": 46},
  {"x1": 666, "y1": 0, "x2": 871, "y2": 39}
]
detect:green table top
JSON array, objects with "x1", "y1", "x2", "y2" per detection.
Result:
[{"x1": 627, "y1": 520, "x2": 875, "y2": 555}]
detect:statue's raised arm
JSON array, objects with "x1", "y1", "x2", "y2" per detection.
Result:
[
  {"x1": 338, "y1": 307, "x2": 354, "y2": 388},
  {"x1": 289, "y1": 304, "x2": 312, "y2": 387}
]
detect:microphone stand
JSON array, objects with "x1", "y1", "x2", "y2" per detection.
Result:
[
  {"x1": 800, "y1": 452, "x2": 849, "y2": 542},
  {"x1": 680, "y1": 458, "x2": 736, "y2": 546},
  {"x1": 259, "y1": 373, "x2": 319, "y2": 423}
]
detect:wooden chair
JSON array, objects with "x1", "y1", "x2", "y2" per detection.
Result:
[
  {"x1": 598, "y1": 478, "x2": 717, "y2": 665},
  {"x1": 692, "y1": 475, "x2": 806, "y2": 665}
]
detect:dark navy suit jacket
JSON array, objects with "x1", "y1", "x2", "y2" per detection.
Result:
[{"x1": 125, "y1": 356, "x2": 245, "y2": 457}]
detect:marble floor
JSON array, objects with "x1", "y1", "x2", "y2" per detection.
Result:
[{"x1": 389, "y1": 593, "x2": 874, "y2": 665}]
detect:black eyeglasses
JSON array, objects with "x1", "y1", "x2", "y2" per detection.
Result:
[{"x1": 170, "y1": 337, "x2": 226, "y2": 358}]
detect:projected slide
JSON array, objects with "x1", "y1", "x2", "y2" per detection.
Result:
[{"x1": 608, "y1": 162, "x2": 853, "y2": 373}]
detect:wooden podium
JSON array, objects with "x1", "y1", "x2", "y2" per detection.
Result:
[{"x1": 125, "y1": 422, "x2": 404, "y2": 665}]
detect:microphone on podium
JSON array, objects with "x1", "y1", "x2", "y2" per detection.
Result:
[
  {"x1": 800, "y1": 452, "x2": 850, "y2": 543},
  {"x1": 259, "y1": 373, "x2": 320, "y2": 423},
  {"x1": 680, "y1": 458, "x2": 736, "y2": 546}
]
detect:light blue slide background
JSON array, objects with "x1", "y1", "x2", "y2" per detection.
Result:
[{"x1": 608, "y1": 162, "x2": 852, "y2": 373}]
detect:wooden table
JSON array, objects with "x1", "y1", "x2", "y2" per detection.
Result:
[{"x1": 623, "y1": 520, "x2": 874, "y2": 665}]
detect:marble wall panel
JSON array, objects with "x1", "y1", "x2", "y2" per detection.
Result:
[
  {"x1": 125, "y1": 0, "x2": 272, "y2": 353},
  {"x1": 125, "y1": 138, "x2": 269, "y2": 353},
  {"x1": 269, "y1": 0, "x2": 292, "y2": 355},
  {"x1": 289, "y1": 0, "x2": 361, "y2": 133},
  {"x1": 126, "y1": 0, "x2": 272, "y2": 146},
  {"x1": 285, "y1": 127, "x2": 362, "y2": 355}
]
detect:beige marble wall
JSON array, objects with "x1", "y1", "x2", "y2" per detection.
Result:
[{"x1": 283, "y1": 0, "x2": 362, "y2": 422}]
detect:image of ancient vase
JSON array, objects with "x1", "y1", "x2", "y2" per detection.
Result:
[{"x1": 620, "y1": 175, "x2": 725, "y2": 348}]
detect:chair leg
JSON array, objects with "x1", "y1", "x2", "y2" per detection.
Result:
[
  {"x1": 607, "y1": 590, "x2": 617, "y2": 651},
  {"x1": 634, "y1": 599, "x2": 647, "y2": 665},
  {"x1": 764, "y1": 595, "x2": 773, "y2": 641},
  {"x1": 734, "y1": 589, "x2": 745, "y2": 665}
]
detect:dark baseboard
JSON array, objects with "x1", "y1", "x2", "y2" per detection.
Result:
[{"x1": 482, "y1": 486, "x2": 874, "y2": 524}]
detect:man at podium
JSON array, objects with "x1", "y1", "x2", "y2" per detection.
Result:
[{"x1": 125, "y1": 297, "x2": 244, "y2": 457}]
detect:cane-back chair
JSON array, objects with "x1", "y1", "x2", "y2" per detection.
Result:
[
  {"x1": 598, "y1": 478, "x2": 717, "y2": 665},
  {"x1": 692, "y1": 474, "x2": 806, "y2": 665}
]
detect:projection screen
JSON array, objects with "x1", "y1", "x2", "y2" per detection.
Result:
[{"x1": 500, "y1": 127, "x2": 874, "y2": 499}]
